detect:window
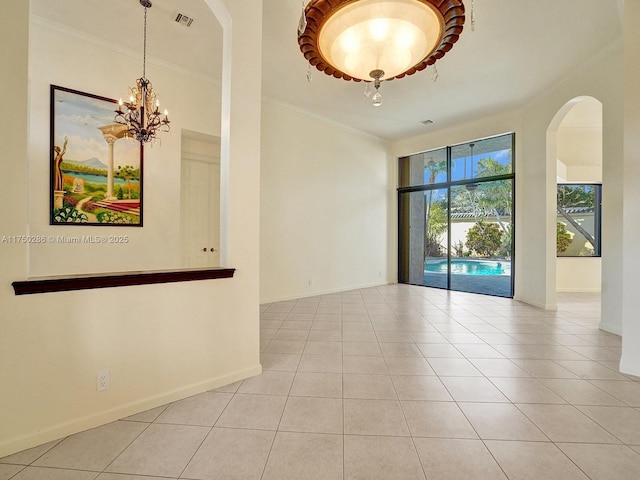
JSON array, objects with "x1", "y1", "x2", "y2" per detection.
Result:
[
  {"x1": 556, "y1": 184, "x2": 602, "y2": 257},
  {"x1": 398, "y1": 133, "x2": 515, "y2": 298}
]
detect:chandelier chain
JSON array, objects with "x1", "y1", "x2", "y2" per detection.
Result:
[
  {"x1": 471, "y1": 0, "x2": 476, "y2": 31},
  {"x1": 143, "y1": 6, "x2": 148, "y2": 78}
]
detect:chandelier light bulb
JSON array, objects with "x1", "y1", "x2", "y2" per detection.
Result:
[{"x1": 372, "y1": 91, "x2": 383, "y2": 107}]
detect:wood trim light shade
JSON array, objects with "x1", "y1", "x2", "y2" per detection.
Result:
[{"x1": 298, "y1": 0, "x2": 465, "y2": 82}]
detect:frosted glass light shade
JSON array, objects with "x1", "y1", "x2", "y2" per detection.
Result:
[{"x1": 317, "y1": 0, "x2": 443, "y2": 81}]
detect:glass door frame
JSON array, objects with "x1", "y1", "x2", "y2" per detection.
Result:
[{"x1": 397, "y1": 133, "x2": 516, "y2": 298}]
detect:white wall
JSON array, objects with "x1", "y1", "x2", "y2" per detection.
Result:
[
  {"x1": 260, "y1": 100, "x2": 393, "y2": 303},
  {"x1": 0, "y1": 0, "x2": 263, "y2": 457},
  {"x1": 557, "y1": 159, "x2": 568, "y2": 182},
  {"x1": 621, "y1": 0, "x2": 640, "y2": 374},
  {"x1": 523, "y1": 46, "x2": 622, "y2": 316},
  {"x1": 557, "y1": 258, "x2": 602, "y2": 292},
  {"x1": 557, "y1": 128, "x2": 603, "y2": 182}
]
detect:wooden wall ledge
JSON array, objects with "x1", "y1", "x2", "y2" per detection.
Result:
[{"x1": 12, "y1": 267, "x2": 235, "y2": 295}]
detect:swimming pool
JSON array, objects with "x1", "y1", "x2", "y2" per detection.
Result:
[{"x1": 425, "y1": 259, "x2": 511, "y2": 276}]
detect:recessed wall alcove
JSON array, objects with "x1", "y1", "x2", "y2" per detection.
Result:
[{"x1": 21, "y1": 0, "x2": 227, "y2": 293}]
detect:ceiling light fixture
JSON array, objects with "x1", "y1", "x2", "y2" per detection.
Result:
[
  {"x1": 466, "y1": 142, "x2": 479, "y2": 191},
  {"x1": 115, "y1": 0, "x2": 170, "y2": 144},
  {"x1": 298, "y1": 0, "x2": 465, "y2": 107}
]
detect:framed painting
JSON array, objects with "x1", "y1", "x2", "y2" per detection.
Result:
[{"x1": 50, "y1": 85, "x2": 143, "y2": 226}]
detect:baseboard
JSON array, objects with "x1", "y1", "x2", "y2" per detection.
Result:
[
  {"x1": 599, "y1": 322, "x2": 622, "y2": 336},
  {"x1": 261, "y1": 281, "x2": 392, "y2": 304},
  {"x1": 513, "y1": 295, "x2": 557, "y2": 311},
  {"x1": 556, "y1": 288, "x2": 602, "y2": 293},
  {"x1": 620, "y1": 356, "x2": 640, "y2": 378},
  {"x1": 0, "y1": 364, "x2": 262, "y2": 458}
]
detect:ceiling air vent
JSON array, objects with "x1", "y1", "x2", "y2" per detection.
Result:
[{"x1": 175, "y1": 13, "x2": 194, "y2": 27}]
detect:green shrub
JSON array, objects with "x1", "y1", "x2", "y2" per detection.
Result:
[
  {"x1": 466, "y1": 221, "x2": 503, "y2": 257},
  {"x1": 556, "y1": 222, "x2": 573, "y2": 254},
  {"x1": 500, "y1": 224, "x2": 513, "y2": 257}
]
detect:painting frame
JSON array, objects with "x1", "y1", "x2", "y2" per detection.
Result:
[{"x1": 50, "y1": 85, "x2": 144, "y2": 227}]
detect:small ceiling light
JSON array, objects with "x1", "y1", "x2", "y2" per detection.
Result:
[
  {"x1": 370, "y1": 69, "x2": 384, "y2": 106},
  {"x1": 298, "y1": 0, "x2": 465, "y2": 106},
  {"x1": 115, "y1": 0, "x2": 170, "y2": 144}
]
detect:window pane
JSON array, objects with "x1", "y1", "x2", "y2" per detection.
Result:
[
  {"x1": 399, "y1": 148, "x2": 447, "y2": 187},
  {"x1": 449, "y1": 181, "x2": 513, "y2": 297},
  {"x1": 398, "y1": 189, "x2": 448, "y2": 288},
  {"x1": 557, "y1": 184, "x2": 601, "y2": 257},
  {"x1": 451, "y1": 134, "x2": 513, "y2": 182}
]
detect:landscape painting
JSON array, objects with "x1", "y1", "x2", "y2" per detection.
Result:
[{"x1": 50, "y1": 85, "x2": 143, "y2": 226}]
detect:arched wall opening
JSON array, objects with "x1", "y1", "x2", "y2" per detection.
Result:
[
  {"x1": 25, "y1": 0, "x2": 229, "y2": 277},
  {"x1": 548, "y1": 96, "x2": 603, "y2": 293}
]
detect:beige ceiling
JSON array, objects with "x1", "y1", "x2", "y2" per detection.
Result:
[{"x1": 32, "y1": 0, "x2": 622, "y2": 141}]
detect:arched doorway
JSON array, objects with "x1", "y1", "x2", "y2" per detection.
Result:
[{"x1": 547, "y1": 96, "x2": 603, "y2": 301}]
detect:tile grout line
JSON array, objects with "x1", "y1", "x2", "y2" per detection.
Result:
[
  {"x1": 257, "y1": 300, "x2": 298, "y2": 480},
  {"x1": 381, "y1": 286, "x2": 429, "y2": 480}
]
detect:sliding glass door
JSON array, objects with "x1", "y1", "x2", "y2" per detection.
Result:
[
  {"x1": 398, "y1": 134, "x2": 514, "y2": 298},
  {"x1": 399, "y1": 188, "x2": 449, "y2": 288}
]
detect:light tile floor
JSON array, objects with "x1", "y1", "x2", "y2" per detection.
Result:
[{"x1": 2, "y1": 286, "x2": 640, "y2": 479}]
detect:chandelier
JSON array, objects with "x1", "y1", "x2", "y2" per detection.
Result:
[
  {"x1": 115, "y1": 0, "x2": 170, "y2": 143},
  {"x1": 298, "y1": 0, "x2": 466, "y2": 106}
]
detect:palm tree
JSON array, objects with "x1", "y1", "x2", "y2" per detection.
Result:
[
  {"x1": 475, "y1": 156, "x2": 512, "y2": 237},
  {"x1": 424, "y1": 157, "x2": 447, "y2": 259}
]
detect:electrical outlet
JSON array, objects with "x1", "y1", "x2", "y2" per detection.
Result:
[{"x1": 97, "y1": 370, "x2": 110, "y2": 392}]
